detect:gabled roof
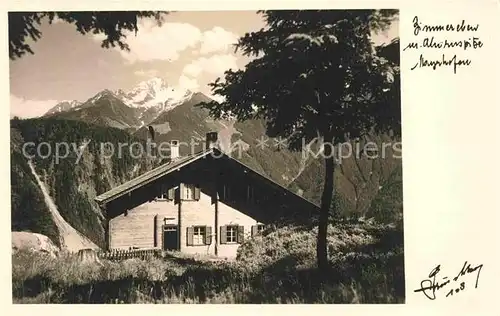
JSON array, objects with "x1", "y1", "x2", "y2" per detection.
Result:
[
  {"x1": 215, "y1": 152, "x2": 320, "y2": 209},
  {"x1": 94, "y1": 149, "x2": 214, "y2": 205},
  {"x1": 95, "y1": 147, "x2": 320, "y2": 210}
]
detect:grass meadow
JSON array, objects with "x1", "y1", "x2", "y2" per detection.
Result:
[{"x1": 12, "y1": 220, "x2": 405, "y2": 304}]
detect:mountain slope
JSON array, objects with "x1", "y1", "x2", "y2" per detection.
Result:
[
  {"x1": 135, "y1": 91, "x2": 306, "y2": 184},
  {"x1": 10, "y1": 117, "x2": 161, "y2": 247},
  {"x1": 11, "y1": 127, "x2": 61, "y2": 247},
  {"x1": 48, "y1": 90, "x2": 142, "y2": 129},
  {"x1": 287, "y1": 133, "x2": 402, "y2": 221},
  {"x1": 136, "y1": 92, "x2": 403, "y2": 221},
  {"x1": 135, "y1": 92, "x2": 221, "y2": 152},
  {"x1": 27, "y1": 160, "x2": 98, "y2": 251},
  {"x1": 45, "y1": 100, "x2": 82, "y2": 115}
]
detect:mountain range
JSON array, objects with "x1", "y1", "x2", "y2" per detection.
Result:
[{"x1": 45, "y1": 77, "x2": 197, "y2": 129}]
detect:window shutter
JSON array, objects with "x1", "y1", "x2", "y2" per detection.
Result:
[
  {"x1": 237, "y1": 225, "x2": 245, "y2": 243},
  {"x1": 194, "y1": 185, "x2": 201, "y2": 201},
  {"x1": 186, "y1": 226, "x2": 194, "y2": 246},
  {"x1": 204, "y1": 226, "x2": 212, "y2": 245},
  {"x1": 220, "y1": 225, "x2": 227, "y2": 244},
  {"x1": 167, "y1": 188, "x2": 175, "y2": 200},
  {"x1": 247, "y1": 185, "x2": 254, "y2": 202},
  {"x1": 251, "y1": 225, "x2": 258, "y2": 237}
]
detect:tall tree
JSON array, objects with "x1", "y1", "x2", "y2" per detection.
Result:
[
  {"x1": 200, "y1": 10, "x2": 401, "y2": 271},
  {"x1": 9, "y1": 11, "x2": 168, "y2": 60}
]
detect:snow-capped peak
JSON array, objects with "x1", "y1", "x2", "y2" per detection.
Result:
[
  {"x1": 131, "y1": 77, "x2": 169, "y2": 98},
  {"x1": 77, "y1": 89, "x2": 118, "y2": 108},
  {"x1": 45, "y1": 99, "x2": 82, "y2": 115},
  {"x1": 116, "y1": 77, "x2": 194, "y2": 111}
]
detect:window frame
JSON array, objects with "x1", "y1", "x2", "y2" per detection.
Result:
[
  {"x1": 184, "y1": 184, "x2": 195, "y2": 200},
  {"x1": 182, "y1": 183, "x2": 201, "y2": 201},
  {"x1": 225, "y1": 225, "x2": 238, "y2": 244},
  {"x1": 192, "y1": 225, "x2": 206, "y2": 246},
  {"x1": 187, "y1": 225, "x2": 212, "y2": 246},
  {"x1": 251, "y1": 223, "x2": 265, "y2": 237},
  {"x1": 156, "y1": 192, "x2": 169, "y2": 201},
  {"x1": 156, "y1": 186, "x2": 174, "y2": 201},
  {"x1": 257, "y1": 224, "x2": 265, "y2": 234}
]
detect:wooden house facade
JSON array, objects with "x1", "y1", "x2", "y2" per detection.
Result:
[{"x1": 95, "y1": 132, "x2": 319, "y2": 258}]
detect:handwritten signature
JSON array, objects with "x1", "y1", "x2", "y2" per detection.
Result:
[{"x1": 414, "y1": 261, "x2": 483, "y2": 300}]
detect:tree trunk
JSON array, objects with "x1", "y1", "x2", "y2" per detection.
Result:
[{"x1": 317, "y1": 142, "x2": 335, "y2": 271}]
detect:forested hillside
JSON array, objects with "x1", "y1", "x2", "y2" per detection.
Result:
[{"x1": 10, "y1": 117, "x2": 160, "y2": 247}]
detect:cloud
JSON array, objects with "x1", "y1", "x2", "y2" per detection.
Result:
[
  {"x1": 178, "y1": 75, "x2": 199, "y2": 91},
  {"x1": 210, "y1": 94, "x2": 226, "y2": 103},
  {"x1": 182, "y1": 54, "x2": 239, "y2": 78},
  {"x1": 10, "y1": 95, "x2": 59, "y2": 118},
  {"x1": 180, "y1": 54, "x2": 240, "y2": 100},
  {"x1": 92, "y1": 19, "x2": 239, "y2": 63},
  {"x1": 183, "y1": 62, "x2": 203, "y2": 77},
  {"x1": 134, "y1": 69, "x2": 160, "y2": 77},
  {"x1": 198, "y1": 27, "x2": 239, "y2": 55},
  {"x1": 93, "y1": 19, "x2": 202, "y2": 63}
]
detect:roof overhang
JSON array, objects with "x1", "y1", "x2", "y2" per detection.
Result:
[{"x1": 94, "y1": 149, "x2": 214, "y2": 206}]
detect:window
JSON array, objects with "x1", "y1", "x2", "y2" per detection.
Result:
[
  {"x1": 220, "y1": 225, "x2": 244, "y2": 244},
  {"x1": 182, "y1": 184, "x2": 200, "y2": 201},
  {"x1": 157, "y1": 187, "x2": 174, "y2": 201},
  {"x1": 251, "y1": 224, "x2": 265, "y2": 236},
  {"x1": 226, "y1": 225, "x2": 237, "y2": 243},
  {"x1": 157, "y1": 192, "x2": 169, "y2": 200},
  {"x1": 186, "y1": 226, "x2": 212, "y2": 246},
  {"x1": 257, "y1": 224, "x2": 265, "y2": 233},
  {"x1": 193, "y1": 226, "x2": 206, "y2": 245},
  {"x1": 184, "y1": 184, "x2": 195, "y2": 200}
]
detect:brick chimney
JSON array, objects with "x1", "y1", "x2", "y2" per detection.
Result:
[
  {"x1": 170, "y1": 140, "x2": 180, "y2": 159},
  {"x1": 206, "y1": 132, "x2": 218, "y2": 150}
]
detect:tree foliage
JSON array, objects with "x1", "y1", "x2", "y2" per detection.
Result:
[
  {"x1": 200, "y1": 10, "x2": 400, "y2": 270},
  {"x1": 9, "y1": 11, "x2": 168, "y2": 60},
  {"x1": 202, "y1": 10, "x2": 400, "y2": 146}
]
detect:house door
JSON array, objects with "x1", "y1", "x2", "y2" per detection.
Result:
[{"x1": 163, "y1": 225, "x2": 179, "y2": 251}]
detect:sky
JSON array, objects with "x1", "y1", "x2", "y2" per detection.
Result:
[{"x1": 9, "y1": 11, "x2": 399, "y2": 118}]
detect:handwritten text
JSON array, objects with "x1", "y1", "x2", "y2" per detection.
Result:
[{"x1": 403, "y1": 16, "x2": 483, "y2": 74}]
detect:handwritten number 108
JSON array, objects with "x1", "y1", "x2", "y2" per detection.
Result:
[{"x1": 446, "y1": 282, "x2": 465, "y2": 297}]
